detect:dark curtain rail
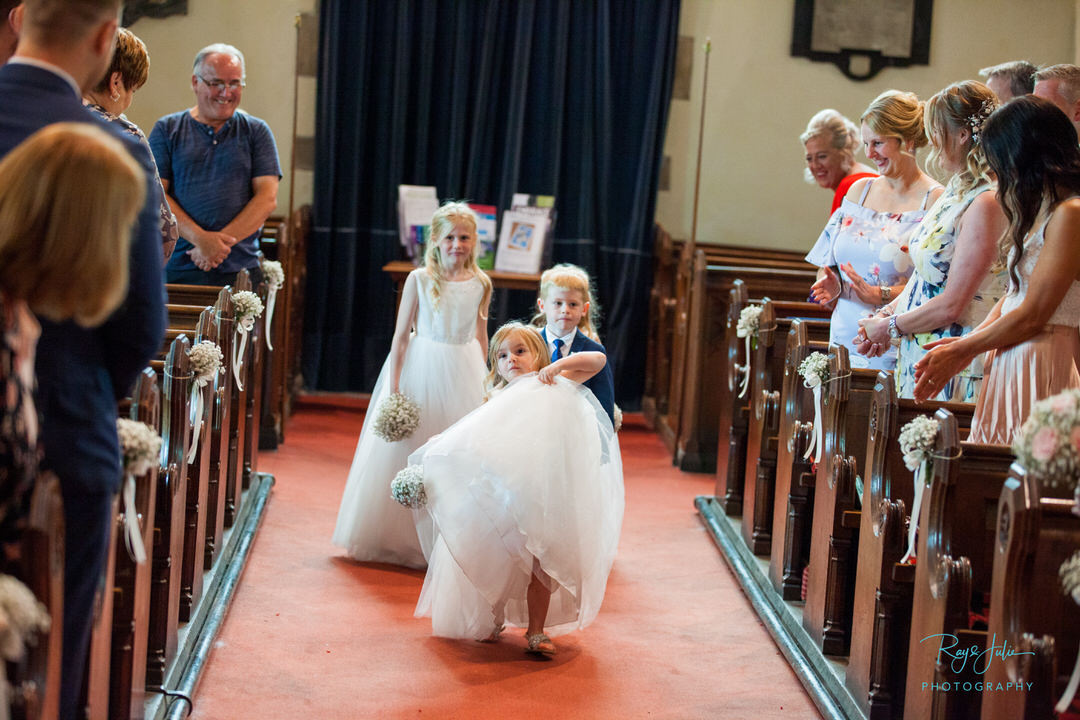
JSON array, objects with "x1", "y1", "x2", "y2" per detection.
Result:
[{"x1": 304, "y1": 0, "x2": 680, "y2": 408}]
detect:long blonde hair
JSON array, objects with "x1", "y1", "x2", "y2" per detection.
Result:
[
  {"x1": 484, "y1": 321, "x2": 550, "y2": 397},
  {"x1": 531, "y1": 263, "x2": 601, "y2": 341},
  {"x1": 423, "y1": 201, "x2": 492, "y2": 313},
  {"x1": 0, "y1": 123, "x2": 144, "y2": 326}
]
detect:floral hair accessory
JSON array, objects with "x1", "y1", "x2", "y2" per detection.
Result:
[{"x1": 967, "y1": 98, "x2": 996, "y2": 145}]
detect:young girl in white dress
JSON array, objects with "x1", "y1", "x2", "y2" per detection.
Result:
[
  {"x1": 332, "y1": 202, "x2": 492, "y2": 568},
  {"x1": 409, "y1": 322, "x2": 624, "y2": 655}
]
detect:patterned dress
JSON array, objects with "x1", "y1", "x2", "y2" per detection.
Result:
[
  {"x1": 806, "y1": 178, "x2": 933, "y2": 370},
  {"x1": 85, "y1": 102, "x2": 179, "y2": 263},
  {"x1": 895, "y1": 179, "x2": 1007, "y2": 401},
  {"x1": 0, "y1": 292, "x2": 40, "y2": 543}
]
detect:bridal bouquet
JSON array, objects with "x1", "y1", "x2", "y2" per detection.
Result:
[
  {"x1": 372, "y1": 392, "x2": 421, "y2": 442},
  {"x1": 391, "y1": 465, "x2": 427, "y2": 509},
  {"x1": 1013, "y1": 388, "x2": 1080, "y2": 490}
]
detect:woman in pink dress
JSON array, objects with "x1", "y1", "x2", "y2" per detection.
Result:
[{"x1": 914, "y1": 96, "x2": 1080, "y2": 444}]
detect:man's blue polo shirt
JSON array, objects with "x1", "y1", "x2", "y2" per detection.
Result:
[{"x1": 149, "y1": 109, "x2": 281, "y2": 274}]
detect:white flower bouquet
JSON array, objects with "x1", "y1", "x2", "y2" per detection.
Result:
[
  {"x1": 372, "y1": 392, "x2": 421, "y2": 442},
  {"x1": 798, "y1": 351, "x2": 829, "y2": 388},
  {"x1": 188, "y1": 340, "x2": 223, "y2": 387},
  {"x1": 0, "y1": 574, "x2": 49, "y2": 662},
  {"x1": 391, "y1": 465, "x2": 427, "y2": 509},
  {"x1": 260, "y1": 259, "x2": 285, "y2": 290},
  {"x1": 1013, "y1": 388, "x2": 1080, "y2": 491},
  {"x1": 232, "y1": 290, "x2": 264, "y2": 329},
  {"x1": 1058, "y1": 550, "x2": 1080, "y2": 712},
  {"x1": 613, "y1": 404, "x2": 623, "y2": 433},
  {"x1": 117, "y1": 417, "x2": 162, "y2": 477},
  {"x1": 736, "y1": 305, "x2": 763, "y2": 344},
  {"x1": 899, "y1": 415, "x2": 940, "y2": 473}
]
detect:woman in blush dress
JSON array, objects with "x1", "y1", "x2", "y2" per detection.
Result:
[
  {"x1": 806, "y1": 90, "x2": 943, "y2": 370},
  {"x1": 914, "y1": 96, "x2": 1080, "y2": 443}
]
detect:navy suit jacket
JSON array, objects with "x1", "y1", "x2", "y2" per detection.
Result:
[
  {"x1": 0, "y1": 62, "x2": 167, "y2": 497},
  {"x1": 542, "y1": 328, "x2": 616, "y2": 426}
]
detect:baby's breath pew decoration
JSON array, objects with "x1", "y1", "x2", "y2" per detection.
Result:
[
  {"x1": 1013, "y1": 389, "x2": 1080, "y2": 492},
  {"x1": 735, "y1": 305, "x2": 763, "y2": 398},
  {"x1": 0, "y1": 573, "x2": 50, "y2": 710},
  {"x1": 117, "y1": 418, "x2": 162, "y2": 564},
  {"x1": 1057, "y1": 550, "x2": 1080, "y2": 713},
  {"x1": 231, "y1": 290, "x2": 264, "y2": 391},
  {"x1": 186, "y1": 340, "x2": 223, "y2": 463},
  {"x1": 798, "y1": 351, "x2": 829, "y2": 464},
  {"x1": 391, "y1": 465, "x2": 427, "y2": 509},
  {"x1": 372, "y1": 392, "x2": 421, "y2": 442},
  {"x1": 260, "y1": 258, "x2": 285, "y2": 351},
  {"x1": 898, "y1": 414, "x2": 940, "y2": 564}
]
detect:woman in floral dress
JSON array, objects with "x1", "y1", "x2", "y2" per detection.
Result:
[
  {"x1": 858, "y1": 81, "x2": 1007, "y2": 401},
  {"x1": 806, "y1": 90, "x2": 943, "y2": 371}
]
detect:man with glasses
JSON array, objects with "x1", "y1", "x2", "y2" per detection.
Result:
[{"x1": 149, "y1": 42, "x2": 281, "y2": 285}]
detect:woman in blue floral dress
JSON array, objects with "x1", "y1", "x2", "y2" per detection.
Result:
[
  {"x1": 806, "y1": 90, "x2": 943, "y2": 371},
  {"x1": 858, "y1": 81, "x2": 1007, "y2": 401}
]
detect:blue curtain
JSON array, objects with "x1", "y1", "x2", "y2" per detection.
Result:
[{"x1": 305, "y1": 0, "x2": 680, "y2": 409}]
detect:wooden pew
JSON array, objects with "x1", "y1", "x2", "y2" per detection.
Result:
[
  {"x1": 7, "y1": 473, "x2": 64, "y2": 720},
  {"x1": 847, "y1": 372, "x2": 974, "y2": 720},
  {"x1": 903, "y1": 410, "x2": 1014, "y2": 720},
  {"x1": 981, "y1": 467, "x2": 1080, "y2": 720},
  {"x1": 739, "y1": 301, "x2": 830, "y2": 555},
  {"x1": 109, "y1": 368, "x2": 160, "y2": 720},
  {"x1": 768, "y1": 324, "x2": 829, "y2": 601},
  {"x1": 655, "y1": 242, "x2": 817, "y2": 463},
  {"x1": 145, "y1": 336, "x2": 192, "y2": 689},
  {"x1": 802, "y1": 344, "x2": 877, "y2": 656},
  {"x1": 715, "y1": 281, "x2": 750, "y2": 514},
  {"x1": 669, "y1": 251, "x2": 817, "y2": 473}
]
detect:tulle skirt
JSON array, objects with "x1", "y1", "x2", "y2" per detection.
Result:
[
  {"x1": 411, "y1": 375, "x2": 624, "y2": 639},
  {"x1": 968, "y1": 324, "x2": 1080, "y2": 445},
  {"x1": 331, "y1": 335, "x2": 486, "y2": 568}
]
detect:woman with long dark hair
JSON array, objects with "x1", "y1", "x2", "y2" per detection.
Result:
[{"x1": 913, "y1": 95, "x2": 1080, "y2": 443}]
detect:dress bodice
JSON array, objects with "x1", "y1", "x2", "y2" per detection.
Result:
[
  {"x1": 1002, "y1": 215, "x2": 1080, "y2": 326},
  {"x1": 414, "y1": 270, "x2": 484, "y2": 344}
]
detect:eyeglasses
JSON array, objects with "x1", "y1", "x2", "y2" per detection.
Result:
[{"x1": 198, "y1": 75, "x2": 246, "y2": 92}]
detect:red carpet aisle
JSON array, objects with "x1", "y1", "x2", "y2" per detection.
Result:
[{"x1": 188, "y1": 400, "x2": 821, "y2": 719}]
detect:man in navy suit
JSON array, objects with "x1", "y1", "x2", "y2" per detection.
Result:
[
  {"x1": 0, "y1": 1, "x2": 166, "y2": 715},
  {"x1": 537, "y1": 284, "x2": 616, "y2": 426}
]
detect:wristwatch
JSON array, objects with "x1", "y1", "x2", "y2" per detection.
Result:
[
  {"x1": 880, "y1": 285, "x2": 892, "y2": 302},
  {"x1": 888, "y1": 314, "x2": 901, "y2": 340}
]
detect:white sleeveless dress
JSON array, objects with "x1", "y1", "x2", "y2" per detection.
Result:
[
  {"x1": 411, "y1": 374, "x2": 624, "y2": 639},
  {"x1": 969, "y1": 213, "x2": 1080, "y2": 444},
  {"x1": 332, "y1": 270, "x2": 487, "y2": 568}
]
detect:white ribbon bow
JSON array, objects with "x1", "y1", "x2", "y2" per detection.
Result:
[
  {"x1": 738, "y1": 335, "x2": 751, "y2": 398},
  {"x1": 122, "y1": 473, "x2": 147, "y2": 565},
  {"x1": 187, "y1": 380, "x2": 207, "y2": 463},
  {"x1": 900, "y1": 459, "x2": 927, "y2": 564},
  {"x1": 234, "y1": 316, "x2": 255, "y2": 390},
  {"x1": 802, "y1": 377, "x2": 824, "y2": 464},
  {"x1": 264, "y1": 283, "x2": 279, "y2": 351}
]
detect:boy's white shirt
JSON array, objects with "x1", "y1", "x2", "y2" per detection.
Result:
[{"x1": 544, "y1": 326, "x2": 578, "y2": 359}]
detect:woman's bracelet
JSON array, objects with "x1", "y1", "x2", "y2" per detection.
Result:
[{"x1": 880, "y1": 285, "x2": 892, "y2": 302}]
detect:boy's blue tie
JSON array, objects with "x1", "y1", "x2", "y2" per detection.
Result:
[{"x1": 551, "y1": 338, "x2": 564, "y2": 364}]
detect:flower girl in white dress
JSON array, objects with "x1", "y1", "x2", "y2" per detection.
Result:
[
  {"x1": 408, "y1": 322, "x2": 624, "y2": 655},
  {"x1": 332, "y1": 202, "x2": 492, "y2": 568}
]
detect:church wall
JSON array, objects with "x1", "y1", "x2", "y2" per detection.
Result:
[{"x1": 655, "y1": 0, "x2": 1076, "y2": 252}]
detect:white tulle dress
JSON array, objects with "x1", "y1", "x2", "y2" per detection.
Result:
[
  {"x1": 332, "y1": 270, "x2": 486, "y2": 568},
  {"x1": 410, "y1": 374, "x2": 624, "y2": 639}
]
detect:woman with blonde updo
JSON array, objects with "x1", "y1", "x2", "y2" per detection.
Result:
[
  {"x1": 333, "y1": 201, "x2": 492, "y2": 569},
  {"x1": 806, "y1": 90, "x2": 944, "y2": 370},
  {"x1": 801, "y1": 108, "x2": 877, "y2": 215},
  {"x1": 856, "y1": 81, "x2": 1007, "y2": 401}
]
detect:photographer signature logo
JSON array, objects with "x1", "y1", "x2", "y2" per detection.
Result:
[{"x1": 919, "y1": 633, "x2": 1037, "y2": 692}]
